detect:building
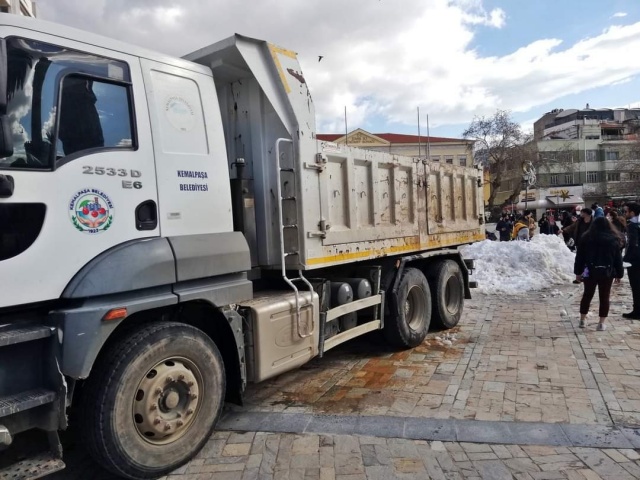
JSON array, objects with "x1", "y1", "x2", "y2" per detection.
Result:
[
  {"x1": 316, "y1": 128, "x2": 485, "y2": 204},
  {"x1": 316, "y1": 129, "x2": 474, "y2": 166},
  {"x1": 497, "y1": 107, "x2": 640, "y2": 210},
  {"x1": 0, "y1": 0, "x2": 35, "y2": 16}
]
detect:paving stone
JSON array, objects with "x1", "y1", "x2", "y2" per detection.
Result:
[{"x1": 472, "y1": 460, "x2": 515, "y2": 480}]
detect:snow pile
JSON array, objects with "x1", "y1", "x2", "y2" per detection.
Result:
[{"x1": 460, "y1": 234, "x2": 575, "y2": 294}]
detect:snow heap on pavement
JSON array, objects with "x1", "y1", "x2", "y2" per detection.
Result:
[{"x1": 460, "y1": 234, "x2": 575, "y2": 295}]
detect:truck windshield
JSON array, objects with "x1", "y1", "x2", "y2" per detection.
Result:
[{"x1": 0, "y1": 37, "x2": 131, "y2": 170}]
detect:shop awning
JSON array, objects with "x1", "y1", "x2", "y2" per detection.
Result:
[{"x1": 546, "y1": 195, "x2": 584, "y2": 206}]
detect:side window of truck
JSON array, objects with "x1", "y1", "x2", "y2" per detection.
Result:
[
  {"x1": 56, "y1": 75, "x2": 134, "y2": 161},
  {"x1": 0, "y1": 37, "x2": 135, "y2": 171}
]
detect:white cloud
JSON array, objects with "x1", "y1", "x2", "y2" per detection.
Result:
[
  {"x1": 34, "y1": 0, "x2": 640, "y2": 134},
  {"x1": 612, "y1": 12, "x2": 628, "y2": 18}
]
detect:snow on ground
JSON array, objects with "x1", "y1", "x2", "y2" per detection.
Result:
[{"x1": 460, "y1": 234, "x2": 575, "y2": 295}]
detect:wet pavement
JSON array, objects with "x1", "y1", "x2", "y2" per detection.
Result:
[
  {"x1": 233, "y1": 280, "x2": 640, "y2": 427},
  {"x1": 52, "y1": 279, "x2": 640, "y2": 479}
]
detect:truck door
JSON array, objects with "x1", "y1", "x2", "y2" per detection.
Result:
[
  {"x1": 0, "y1": 35, "x2": 158, "y2": 308},
  {"x1": 139, "y1": 59, "x2": 233, "y2": 238}
]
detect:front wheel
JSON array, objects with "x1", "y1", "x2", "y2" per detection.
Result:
[
  {"x1": 79, "y1": 322, "x2": 225, "y2": 480},
  {"x1": 384, "y1": 267, "x2": 432, "y2": 348}
]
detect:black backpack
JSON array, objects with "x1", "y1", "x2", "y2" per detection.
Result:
[{"x1": 586, "y1": 244, "x2": 614, "y2": 280}]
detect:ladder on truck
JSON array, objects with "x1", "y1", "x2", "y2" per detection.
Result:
[{"x1": 275, "y1": 138, "x2": 314, "y2": 338}]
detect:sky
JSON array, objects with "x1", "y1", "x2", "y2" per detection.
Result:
[{"x1": 34, "y1": 0, "x2": 640, "y2": 139}]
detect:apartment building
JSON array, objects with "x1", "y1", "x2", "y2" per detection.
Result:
[{"x1": 497, "y1": 107, "x2": 640, "y2": 209}]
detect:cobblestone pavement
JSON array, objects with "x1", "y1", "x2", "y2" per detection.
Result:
[
  {"x1": 234, "y1": 280, "x2": 640, "y2": 427},
  {"x1": 51, "y1": 280, "x2": 640, "y2": 479},
  {"x1": 57, "y1": 431, "x2": 640, "y2": 480}
]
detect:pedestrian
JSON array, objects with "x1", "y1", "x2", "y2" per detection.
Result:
[
  {"x1": 574, "y1": 217, "x2": 624, "y2": 330},
  {"x1": 526, "y1": 210, "x2": 536, "y2": 238},
  {"x1": 623, "y1": 203, "x2": 640, "y2": 319},
  {"x1": 609, "y1": 210, "x2": 627, "y2": 249},
  {"x1": 562, "y1": 208, "x2": 593, "y2": 282},
  {"x1": 562, "y1": 207, "x2": 593, "y2": 251},
  {"x1": 512, "y1": 215, "x2": 530, "y2": 241},
  {"x1": 592, "y1": 202, "x2": 605, "y2": 218},
  {"x1": 547, "y1": 216, "x2": 561, "y2": 236},
  {"x1": 495, "y1": 213, "x2": 512, "y2": 242},
  {"x1": 538, "y1": 213, "x2": 550, "y2": 234}
]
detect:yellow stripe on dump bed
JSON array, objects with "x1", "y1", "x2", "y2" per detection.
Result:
[
  {"x1": 306, "y1": 231, "x2": 485, "y2": 267},
  {"x1": 268, "y1": 44, "x2": 298, "y2": 94}
]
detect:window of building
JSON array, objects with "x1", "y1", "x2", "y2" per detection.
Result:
[
  {"x1": 458, "y1": 155, "x2": 467, "y2": 167},
  {"x1": 586, "y1": 171, "x2": 598, "y2": 183},
  {"x1": 431, "y1": 155, "x2": 440, "y2": 162},
  {"x1": 445, "y1": 156, "x2": 453, "y2": 164},
  {"x1": 0, "y1": 37, "x2": 135, "y2": 170},
  {"x1": 605, "y1": 150, "x2": 620, "y2": 161},
  {"x1": 586, "y1": 150, "x2": 598, "y2": 162},
  {"x1": 630, "y1": 172, "x2": 640, "y2": 180},
  {"x1": 0, "y1": 7, "x2": 9, "y2": 13},
  {"x1": 564, "y1": 173, "x2": 574, "y2": 184},
  {"x1": 549, "y1": 174, "x2": 559, "y2": 185},
  {"x1": 607, "y1": 172, "x2": 621, "y2": 182}
]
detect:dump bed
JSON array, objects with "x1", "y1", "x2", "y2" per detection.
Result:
[{"x1": 185, "y1": 35, "x2": 485, "y2": 270}]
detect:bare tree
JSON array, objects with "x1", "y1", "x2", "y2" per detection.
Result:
[
  {"x1": 463, "y1": 110, "x2": 537, "y2": 209},
  {"x1": 536, "y1": 141, "x2": 579, "y2": 180},
  {"x1": 606, "y1": 139, "x2": 640, "y2": 199}
]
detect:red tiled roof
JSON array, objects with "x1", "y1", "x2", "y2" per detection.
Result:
[
  {"x1": 316, "y1": 134, "x2": 343, "y2": 141},
  {"x1": 316, "y1": 133, "x2": 469, "y2": 143}
]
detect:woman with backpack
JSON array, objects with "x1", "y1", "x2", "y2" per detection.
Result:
[{"x1": 574, "y1": 217, "x2": 624, "y2": 331}]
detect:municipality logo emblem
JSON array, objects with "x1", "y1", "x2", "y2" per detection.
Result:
[{"x1": 69, "y1": 189, "x2": 114, "y2": 234}]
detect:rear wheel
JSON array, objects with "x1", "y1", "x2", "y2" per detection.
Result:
[
  {"x1": 79, "y1": 322, "x2": 225, "y2": 480},
  {"x1": 384, "y1": 267, "x2": 431, "y2": 348},
  {"x1": 428, "y1": 260, "x2": 464, "y2": 329}
]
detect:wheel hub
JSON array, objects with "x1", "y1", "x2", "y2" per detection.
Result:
[
  {"x1": 132, "y1": 358, "x2": 202, "y2": 445},
  {"x1": 405, "y1": 285, "x2": 426, "y2": 331}
]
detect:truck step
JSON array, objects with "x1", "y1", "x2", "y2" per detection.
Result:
[
  {"x1": 0, "y1": 325, "x2": 54, "y2": 348},
  {"x1": 0, "y1": 389, "x2": 57, "y2": 418},
  {"x1": 0, "y1": 452, "x2": 65, "y2": 480}
]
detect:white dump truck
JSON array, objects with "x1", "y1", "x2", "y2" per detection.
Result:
[{"x1": 0, "y1": 14, "x2": 484, "y2": 480}]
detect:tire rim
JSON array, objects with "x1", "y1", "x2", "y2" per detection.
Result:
[
  {"x1": 445, "y1": 275, "x2": 462, "y2": 315},
  {"x1": 132, "y1": 357, "x2": 203, "y2": 445},
  {"x1": 404, "y1": 285, "x2": 426, "y2": 331}
]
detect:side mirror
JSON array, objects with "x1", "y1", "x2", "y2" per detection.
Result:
[{"x1": 0, "y1": 115, "x2": 13, "y2": 159}]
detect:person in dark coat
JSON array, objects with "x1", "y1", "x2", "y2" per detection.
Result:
[
  {"x1": 538, "y1": 213, "x2": 550, "y2": 234},
  {"x1": 574, "y1": 217, "x2": 624, "y2": 330},
  {"x1": 495, "y1": 213, "x2": 512, "y2": 241},
  {"x1": 560, "y1": 211, "x2": 575, "y2": 246},
  {"x1": 562, "y1": 207, "x2": 593, "y2": 251},
  {"x1": 623, "y1": 203, "x2": 640, "y2": 319},
  {"x1": 610, "y1": 210, "x2": 627, "y2": 249}
]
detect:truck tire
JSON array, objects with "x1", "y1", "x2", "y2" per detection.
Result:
[
  {"x1": 384, "y1": 267, "x2": 431, "y2": 348},
  {"x1": 79, "y1": 321, "x2": 225, "y2": 480},
  {"x1": 428, "y1": 260, "x2": 464, "y2": 329}
]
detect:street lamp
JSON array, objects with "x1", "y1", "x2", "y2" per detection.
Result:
[{"x1": 522, "y1": 162, "x2": 537, "y2": 213}]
